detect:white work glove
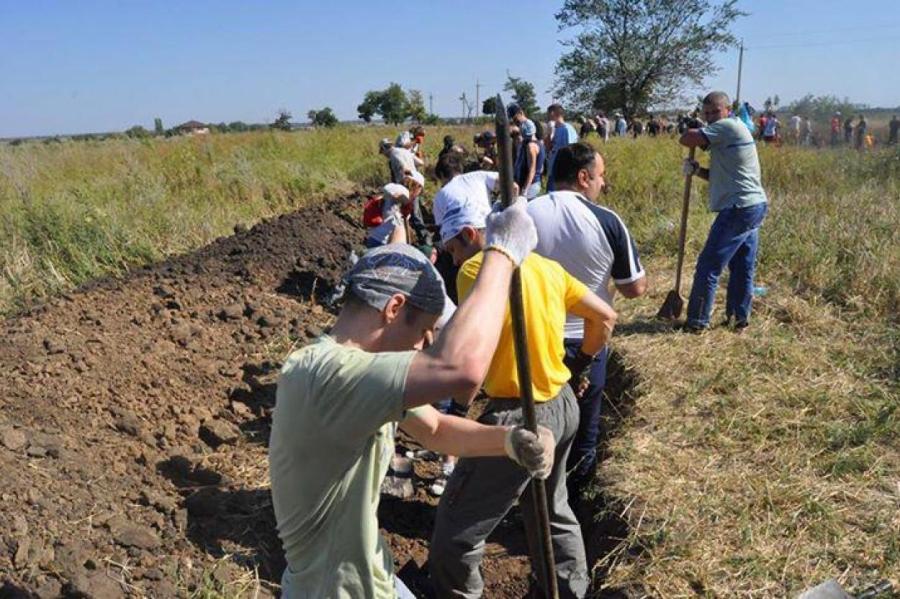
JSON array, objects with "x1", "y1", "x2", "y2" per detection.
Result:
[
  {"x1": 484, "y1": 197, "x2": 538, "y2": 266},
  {"x1": 504, "y1": 425, "x2": 555, "y2": 479},
  {"x1": 682, "y1": 158, "x2": 700, "y2": 177}
]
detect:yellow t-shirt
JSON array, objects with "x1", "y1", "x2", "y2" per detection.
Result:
[{"x1": 457, "y1": 251, "x2": 588, "y2": 402}]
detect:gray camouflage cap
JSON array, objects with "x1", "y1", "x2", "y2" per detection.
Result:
[{"x1": 344, "y1": 244, "x2": 446, "y2": 315}]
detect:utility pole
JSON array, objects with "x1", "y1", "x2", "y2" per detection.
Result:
[
  {"x1": 735, "y1": 39, "x2": 744, "y2": 105},
  {"x1": 475, "y1": 79, "x2": 481, "y2": 115},
  {"x1": 460, "y1": 92, "x2": 467, "y2": 122},
  {"x1": 429, "y1": 93, "x2": 434, "y2": 115}
]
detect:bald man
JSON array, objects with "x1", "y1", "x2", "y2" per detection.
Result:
[{"x1": 679, "y1": 91, "x2": 768, "y2": 333}]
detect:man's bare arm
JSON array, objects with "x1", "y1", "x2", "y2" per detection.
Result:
[
  {"x1": 568, "y1": 291, "x2": 617, "y2": 356},
  {"x1": 400, "y1": 406, "x2": 508, "y2": 457},
  {"x1": 615, "y1": 276, "x2": 647, "y2": 298}
]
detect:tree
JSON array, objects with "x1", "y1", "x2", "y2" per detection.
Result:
[
  {"x1": 272, "y1": 109, "x2": 292, "y2": 131},
  {"x1": 228, "y1": 121, "x2": 249, "y2": 132},
  {"x1": 379, "y1": 83, "x2": 409, "y2": 125},
  {"x1": 482, "y1": 96, "x2": 497, "y2": 115},
  {"x1": 125, "y1": 125, "x2": 150, "y2": 139},
  {"x1": 308, "y1": 107, "x2": 339, "y2": 127},
  {"x1": 407, "y1": 90, "x2": 427, "y2": 123},
  {"x1": 154, "y1": 118, "x2": 164, "y2": 136},
  {"x1": 785, "y1": 94, "x2": 864, "y2": 120},
  {"x1": 357, "y1": 90, "x2": 381, "y2": 123},
  {"x1": 357, "y1": 83, "x2": 413, "y2": 124},
  {"x1": 554, "y1": 0, "x2": 744, "y2": 118},
  {"x1": 504, "y1": 74, "x2": 540, "y2": 116}
]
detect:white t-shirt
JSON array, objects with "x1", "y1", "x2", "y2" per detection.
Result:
[
  {"x1": 432, "y1": 170, "x2": 500, "y2": 227},
  {"x1": 528, "y1": 191, "x2": 645, "y2": 338},
  {"x1": 790, "y1": 115, "x2": 802, "y2": 131},
  {"x1": 388, "y1": 147, "x2": 422, "y2": 184}
]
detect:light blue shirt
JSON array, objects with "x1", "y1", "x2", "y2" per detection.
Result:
[{"x1": 700, "y1": 117, "x2": 768, "y2": 212}]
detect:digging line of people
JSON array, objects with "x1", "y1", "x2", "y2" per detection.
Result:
[{"x1": 268, "y1": 90, "x2": 769, "y2": 598}]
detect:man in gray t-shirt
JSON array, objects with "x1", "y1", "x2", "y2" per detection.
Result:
[{"x1": 679, "y1": 91, "x2": 768, "y2": 332}]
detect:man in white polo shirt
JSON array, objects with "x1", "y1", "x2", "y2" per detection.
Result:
[{"x1": 527, "y1": 142, "x2": 647, "y2": 501}]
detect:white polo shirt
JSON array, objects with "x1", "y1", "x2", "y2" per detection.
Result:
[{"x1": 528, "y1": 190, "x2": 645, "y2": 338}]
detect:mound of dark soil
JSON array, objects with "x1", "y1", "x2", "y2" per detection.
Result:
[{"x1": 0, "y1": 196, "x2": 631, "y2": 598}]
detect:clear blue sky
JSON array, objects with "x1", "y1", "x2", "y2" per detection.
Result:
[{"x1": 3, "y1": 0, "x2": 898, "y2": 137}]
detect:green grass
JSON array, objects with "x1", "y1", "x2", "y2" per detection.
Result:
[
  {"x1": 1, "y1": 127, "x2": 897, "y2": 595},
  {"x1": 0, "y1": 126, "x2": 473, "y2": 315}
]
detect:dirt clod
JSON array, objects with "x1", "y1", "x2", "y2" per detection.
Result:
[
  {"x1": 199, "y1": 418, "x2": 241, "y2": 447},
  {"x1": 1, "y1": 427, "x2": 28, "y2": 451}
]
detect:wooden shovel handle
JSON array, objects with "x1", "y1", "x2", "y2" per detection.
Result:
[{"x1": 674, "y1": 147, "x2": 696, "y2": 294}]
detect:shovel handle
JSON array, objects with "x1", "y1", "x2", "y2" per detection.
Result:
[{"x1": 674, "y1": 147, "x2": 696, "y2": 294}]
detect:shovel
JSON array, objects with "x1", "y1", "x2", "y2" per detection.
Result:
[{"x1": 657, "y1": 146, "x2": 696, "y2": 320}]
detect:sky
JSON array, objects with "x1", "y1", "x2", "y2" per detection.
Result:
[{"x1": 2, "y1": 0, "x2": 899, "y2": 138}]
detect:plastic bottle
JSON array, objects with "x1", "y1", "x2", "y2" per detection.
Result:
[{"x1": 752, "y1": 285, "x2": 768, "y2": 297}]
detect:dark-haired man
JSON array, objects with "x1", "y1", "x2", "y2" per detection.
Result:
[
  {"x1": 269, "y1": 210, "x2": 555, "y2": 598},
  {"x1": 528, "y1": 142, "x2": 646, "y2": 499},
  {"x1": 680, "y1": 91, "x2": 768, "y2": 332}
]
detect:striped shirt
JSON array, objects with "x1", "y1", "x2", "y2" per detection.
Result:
[{"x1": 528, "y1": 191, "x2": 644, "y2": 338}]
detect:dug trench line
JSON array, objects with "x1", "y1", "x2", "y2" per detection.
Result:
[{"x1": 0, "y1": 195, "x2": 643, "y2": 598}]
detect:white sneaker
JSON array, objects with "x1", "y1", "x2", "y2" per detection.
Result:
[
  {"x1": 430, "y1": 479, "x2": 447, "y2": 496},
  {"x1": 441, "y1": 461, "x2": 456, "y2": 478}
]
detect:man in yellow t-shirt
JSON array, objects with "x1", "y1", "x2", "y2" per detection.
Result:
[{"x1": 429, "y1": 195, "x2": 617, "y2": 598}]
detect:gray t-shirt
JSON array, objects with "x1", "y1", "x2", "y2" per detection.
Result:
[
  {"x1": 701, "y1": 117, "x2": 768, "y2": 212},
  {"x1": 269, "y1": 335, "x2": 417, "y2": 598}
]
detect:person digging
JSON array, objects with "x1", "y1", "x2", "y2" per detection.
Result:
[
  {"x1": 268, "y1": 200, "x2": 556, "y2": 598},
  {"x1": 678, "y1": 91, "x2": 769, "y2": 333},
  {"x1": 428, "y1": 193, "x2": 617, "y2": 598}
]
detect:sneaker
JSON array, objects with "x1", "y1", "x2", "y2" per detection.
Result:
[
  {"x1": 441, "y1": 461, "x2": 456, "y2": 478},
  {"x1": 430, "y1": 477, "x2": 447, "y2": 496},
  {"x1": 676, "y1": 322, "x2": 707, "y2": 334},
  {"x1": 734, "y1": 320, "x2": 749, "y2": 334}
]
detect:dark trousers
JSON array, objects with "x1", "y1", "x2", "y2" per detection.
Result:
[{"x1": 563, "y1": 341, "x2": 608, "y2": 496}]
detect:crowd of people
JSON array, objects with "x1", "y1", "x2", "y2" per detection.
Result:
[
  {"x1": 268, "y1": 91, "x2": 773, "y2": 598},
  {"x1": 747, "y1": 108, "x2": 898, "y2": 150}
]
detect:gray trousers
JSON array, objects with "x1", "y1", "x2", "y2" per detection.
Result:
[{"x1": 430, "y1": 385, "x2": 588, "y2": 598}]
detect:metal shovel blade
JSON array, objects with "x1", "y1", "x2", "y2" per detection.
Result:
[
  {"x1": 796, "y1": 579, "x2": 854, "y2": 599},
  {"x1": 657, "y1": 289, "x2": 684, "y2": 321}
]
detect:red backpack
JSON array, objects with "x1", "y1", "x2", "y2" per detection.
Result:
[
  {"x1": 363, "y1": 194, "x2": 385, "y2": 227},
  {"x1": 362, "y1": 194, "x2": 413, "y2": 228}
]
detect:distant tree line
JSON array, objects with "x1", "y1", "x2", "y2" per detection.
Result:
[{"x1": 357, "y1": 83, "x2": 437, "y2": 124}]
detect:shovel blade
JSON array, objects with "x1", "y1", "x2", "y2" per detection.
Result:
[{"x1": 657, "y1": 290, "x2": 684, "y2": 321}]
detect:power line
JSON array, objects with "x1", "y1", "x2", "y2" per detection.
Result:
[
  {"x1": 745, "y1": 23, "x2": 900, "y2": 41},
  {"x1": 748, "y1": 35, "x2": 900, "y2": 50}
]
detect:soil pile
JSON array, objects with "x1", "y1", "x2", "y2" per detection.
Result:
[{"x1": 1, "y1": 198, "x2": 606, "y2": 598}]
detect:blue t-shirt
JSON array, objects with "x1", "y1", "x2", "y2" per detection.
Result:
[
  {"x1": 547, "y1": 123, "x2": 579, "y2": 190},
  {"x1": 700, "y1": 118, "x2": 768, "y2": 212}
]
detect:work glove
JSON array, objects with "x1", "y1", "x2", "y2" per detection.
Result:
[
  {"x1": 682, "y1": 159, "x2": 700, "y2": 177},
  {"x1": 504, "y1": 425, "x2": 555, "y2": 479},
  {"x1": 563, "y1": 345, "x2": 594, "y2": 379},
  {"x1": 484, "y1": 197, "x2": 538, "y2": 266}
]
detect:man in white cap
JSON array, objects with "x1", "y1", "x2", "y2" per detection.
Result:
[
  {"x1": 431, "y1": 150, "x2": 502, "y2": 303},
  {"x1": 429, "y1": 191, "x2": 618, "y2": 598},
  {"x1": 269, "y1": 203, "x2": 552, "y2": 598}
]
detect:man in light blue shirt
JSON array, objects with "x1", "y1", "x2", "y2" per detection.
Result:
[
  {"x1": 547, "y1": 103, "x2": 579, "y2": 191},
  {"x1": 680, "y1": 91, "x2": 768, "y2": 332}
]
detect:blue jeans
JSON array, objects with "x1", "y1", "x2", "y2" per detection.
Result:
[
  {"x1": 686, "y1": 203, "x2": 768, "y2": 328},
  {"x1": 563, "y1": 340, "x2": 608, "y2": 492}
]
